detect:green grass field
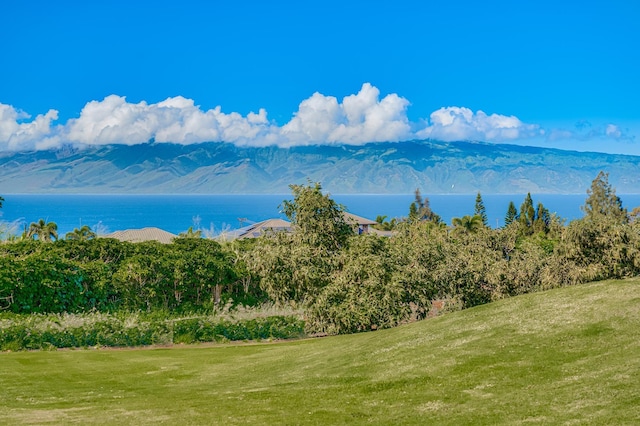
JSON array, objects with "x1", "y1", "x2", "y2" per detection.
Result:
[{"x1": 2, "y1": 278, "x2": 640, "y2": 425}]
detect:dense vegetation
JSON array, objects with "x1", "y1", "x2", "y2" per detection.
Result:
[
  {"x1": 247, "y1": 172, "x2": 640, "y2": 334},
  {"x1": 0, "y1": 238, "x2": 262, "y2": 314},
  {"x1": 1, "y1": 171, "x2": 639, "y2": 349},
  {"x1": 0, "y1": 310, "x2": 304, "y2": 351}
]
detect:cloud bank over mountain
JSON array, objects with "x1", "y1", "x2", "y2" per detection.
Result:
[{"x1": 0, "y1": 83, "x2": 633, "y2": 152}]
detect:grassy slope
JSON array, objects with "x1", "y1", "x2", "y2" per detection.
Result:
[{"x1": 2, "y1": 279, "x2": 640, "y2": 425}]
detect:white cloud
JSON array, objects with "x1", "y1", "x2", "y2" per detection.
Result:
[
  {"x1": 605, "y1": 124, "x2": 623, "y2": 139},
  {"x1": 0, "y1": 103, "x2": 60, "y2": 150},
  {"x1": 416, "y1": 107, "x2": 542, "y2": 142},
  {"x1": 281, "y1": 83, "x2": 412, "y2": 145},
  {"x1": 63, "y1": 95, "x2": 280, "y2": 146},
  {"x1": 0, "y1": 84, "x2": 635, "y2": 152}
]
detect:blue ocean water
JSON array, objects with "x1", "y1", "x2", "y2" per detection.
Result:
[{"x1": 1, "y1": 193, "x2": 640, "y2": 238}]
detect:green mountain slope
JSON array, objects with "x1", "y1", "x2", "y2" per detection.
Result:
[
  {"x1": 0, "y1": 140, "x2": 639, "y2": 193},
  {"x1": 2, "y1": 279, "x2": 640, "y2": 424}
]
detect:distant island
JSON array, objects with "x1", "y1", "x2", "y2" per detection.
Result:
[{"x1": 0, "y1": 139, "x2": 639, "y2": 194}]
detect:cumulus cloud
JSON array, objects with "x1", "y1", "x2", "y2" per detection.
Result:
[
  {"x1": 281, "y1": 83, "x2": 412, "y2": 145},
  {"x1": 416, "y1": 107, "x2": 542, "y2": 142},
  {"x1": 605, "y1": 124, "x2": 624, "y2": 139},
  {"x1": 64, "y1": 95, "x2": 279, "y2": 146},
  {"x1": 0, "y1": 103, "x2": 60, "y2": 150},
  {"x1": 0, "y1": 83, "x2": 635, "y2": 152}
]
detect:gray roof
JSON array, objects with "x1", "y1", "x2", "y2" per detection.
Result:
[
  {"x1": 103, "y1": 227, "x2": 178, "y2": 244},
  {"x1": 343, "y1": 212, "x2": 378, "y2": 226},
  {"x1": 225, "y1": 213, "x2": 379, "y2": 240},
  {"x1": 232, "y1": 218, "x2": 292, "y2": 239}
]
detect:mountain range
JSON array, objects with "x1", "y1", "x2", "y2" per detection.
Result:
[{"x1": 0, "y1": 140, "x2": 638, "y2": 194}]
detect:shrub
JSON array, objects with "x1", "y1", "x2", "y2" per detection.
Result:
[{"x1": 0, "y1": 311, "x2": 305, "y2": 351}]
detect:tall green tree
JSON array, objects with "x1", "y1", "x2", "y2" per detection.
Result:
[
  {"x1": 505, "y1": 201, "x2": 518, "y2": 226},
  {"x1": 27, "y1": 219, "x2": 58, "y2": 242},
  {"x1": 582, "y1": 171, "x2": 627, "y2": 223},
  {"x1": 409, "y1": 189, "x2": 441, "y2": 223},
  {"x1": 282, "y1": 182, "x2": 352, "y2": 250},
  {"x1": 533, "y1": 202, "x2": 551, "y2": 234},
  {"x1": 474, "y1": 192, "x2": 488, "y2": 227},
  {"x1": 250, "y1": 182, "x2": 351, "y2": 305},
  {"x1": 519, "y1": 193, "x2": 536, "y2": 230},
  {"x1": 0, "y1": 195, "x2": 4, "y2": 209},
  {"x1": 306, "y1": 235, "x2": 410, "y2": 334}
]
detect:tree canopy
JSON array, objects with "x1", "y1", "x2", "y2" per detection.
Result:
[
  {"x1": 27, "y1": 219, "x2": 58, "y2": 242},
  {"x1": 452, "y1": 215, "x2": 484, "y2": 234},
  {"x1": 281, "y1": 182, "x2": 352, "y2": 251},
  {"x1": 505, "y1": 201, "x2": 518, "y2": 226},
  {"x1": 409, "y1": 189, "x2": 441, "y2": 223},
  {"x1": 65, "y1": 225, "x2": 96, "y2": 241},
  {"x1": 474, "y1": 193, "x2": 488, "y2": 227},
  {"x1": 582, "y1": 171, "x2": 627, "y2": 223}
]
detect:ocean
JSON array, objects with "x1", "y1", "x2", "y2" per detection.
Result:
[{"x1": 1, "y1": 193, "x2": 640, "y2": 238}]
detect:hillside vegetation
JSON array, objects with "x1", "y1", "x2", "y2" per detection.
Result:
[
  {"x1": 2, "y1": 279, "x2": 639, "y2": 424},
  {"x1": 1, "y1": 140, "x2": 639, "y2": 193},
  {"x1": 1, "y1": 172, "x2": 640, "y2": 340}
]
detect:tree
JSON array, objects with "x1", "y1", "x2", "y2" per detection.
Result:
[
  {"x1": 409, "y1": 189, "x2": 441, "y2": 223},
  {"x1": 519, "y1": 193, "x2": 536, "y2": 229},
  {"x1": 306, "y1": 235, "x2": 410, "y2": 334},
  {"x1": 373, "y1": 215, "x2": 397, "y2": 231},
  {"x1": 451, "y1": 215, "x2": 484, "y2": 234},
  {"x1": 27, "y1": 219, "x2": 58, "y2": 242},
  {"x1": 474, "y1": 192, "x2": 488, "y2": 227},
  {"x1": 553, "y1": 172, "x2": 635, "y2": 283},
  {"x1": 533, "y1": 203, "x2": 551, "y2": 234},
  {"x1": 65, "y1": 225, "x2": 96, "y2": 241},
  {"x1": 178, "y1": 226, "x2": 202, "y2": 239},
  {"x1": 505, "y1": 201, "x2": 518, "y2": 226},
  {"x1": 170, "y1": 238, "x2": 236, "y2": 307},
  {"x1": 582, "y1": 171, "x2": 627, "y2": 223},
  {"x1": 250, "y1": 182, "x2": 352, "y2": 306},
  {"x1": 0, "y1": 195, "x2": 4, "y2": 209},
  {"x1": 281, "y1": 182, "x2": 352, "y2": 250}
]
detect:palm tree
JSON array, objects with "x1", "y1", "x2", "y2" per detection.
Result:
[
  {"x1": 0, "y1": 195, "x2": 4, "y2": 209},
  {"x1": 373, "y1": 215, "x2": 397, "y2": 231},
  {"x1": 178, "y1": 226, "x2": 202, "y2": 239},
  {"x1": 451, "y1": 215, "x2": 483, "y2": 234},
  {"x1": 65, "y1": 225, "x2": 96, "y2": 241},
  {"x1": 27, "y1": 219, "x2": 58, "y2": 242}
]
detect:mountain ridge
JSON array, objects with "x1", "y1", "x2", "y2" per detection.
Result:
[{"x1": 0, "y1": 139, "x2": 638, "y2": 194}]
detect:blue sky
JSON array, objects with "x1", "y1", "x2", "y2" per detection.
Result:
[{"x1": 1, "y1": 0, "x2": 638, "y2": 153}]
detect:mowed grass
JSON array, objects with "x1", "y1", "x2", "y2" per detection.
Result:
[{"x1": 2, "y1": 279, "x2": 640, "y2": 425}]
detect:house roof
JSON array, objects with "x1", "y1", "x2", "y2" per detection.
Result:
[
  {"x1": 343, "y1": 212, "x2": 378, "y2": 226},
  {"x1": 232, "y1": 218, "x2": 292, "y2": 239},
  {"x1": 103, "y1": 227, "x2": 178, "y2": 244},
  {"x1": 225, "y1": 212, "x2": 378, "y2": 240}
]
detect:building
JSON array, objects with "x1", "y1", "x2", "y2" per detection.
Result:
[
  {"x1": 229, "y1": 212, "x2": 381, "y2": 240},
  {"x1": 343, "y1": 212, "x2": 378, "y2": 234},
  {"x1": 103, "y1": 227, "x2": 178, "y2": 244},
  {"x1": 230, "y1": 218, "x2": 292, "y2": 240}
]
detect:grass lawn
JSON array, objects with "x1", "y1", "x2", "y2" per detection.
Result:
[{"x1": 2, "y1": 278, "x2": 640, "y2": 424}]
